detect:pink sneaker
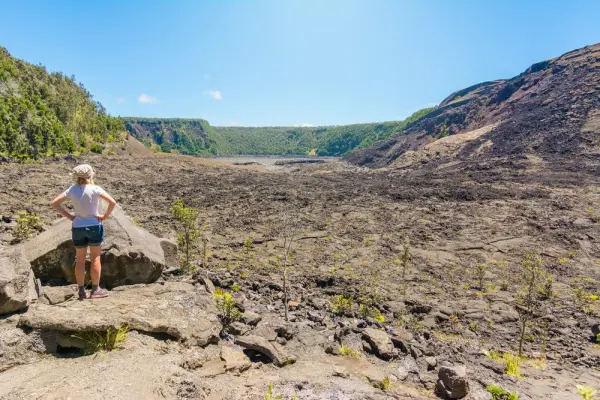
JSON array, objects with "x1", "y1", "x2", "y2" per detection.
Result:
[{"x1": 89, "y1": 287, "x2": 109, "y2": 299}]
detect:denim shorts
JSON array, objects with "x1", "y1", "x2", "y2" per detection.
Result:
[{"x1": 72, "y1": 225, "x2": 104, "y2": 248}]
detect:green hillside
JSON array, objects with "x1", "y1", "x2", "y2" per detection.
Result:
[
  {"x1": 0, "y1": 47, "x2": 124, "y2": 160},
  {"x1": 123, "y1": 107, "x2": 436, "y2": 157}
]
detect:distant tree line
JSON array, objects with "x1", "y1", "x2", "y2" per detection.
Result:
[
  {"x1": 0, "y1": 47, "x2": 124, "y2": 160},
  {"x1": 123, "y1": 107, "x2": 437, "y2": 157}
]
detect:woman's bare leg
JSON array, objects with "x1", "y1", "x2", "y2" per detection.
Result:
[
  {"x1": 88, "y1": 246, "x2": 109, "y2": 298},
  {"x1": 89, "y1": 246, "x2": 102, "y2": 286},
  {"x1": 75, "y1": 247, "x2": 87, "y2": 286}
]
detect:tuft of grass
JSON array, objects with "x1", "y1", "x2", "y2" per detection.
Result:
[
  {"x1": 338, "y1": 345, "x2": 360, "y2": 358},
  {"x1": 72, "y1": 325, "x2": 129, "y2": 355},
  {"x1": 577, "y1": 386, "x2": 596, "y2": 400},
  {"x1": 487, "y1": 384, "x2": 519, "y2": 400},
  {"x1": 370, "y1": 376, "x2": 391, "y2": 391},
  {"x1": 231, "y1": 282, "x2": 240, "y2": 292},
  {"x1": 485, "y1": 351, "x2": 522, "y2": 378}
]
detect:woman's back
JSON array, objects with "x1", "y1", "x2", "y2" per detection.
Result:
[{"x1": 63, "y1": 184, "x2": 106, "y2": 227}]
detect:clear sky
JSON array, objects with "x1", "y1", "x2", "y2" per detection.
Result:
[{"x1": 1, "y1": 1, "x2": 599, "y2": 126}]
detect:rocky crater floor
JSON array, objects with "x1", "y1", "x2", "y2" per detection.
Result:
[{"x1": 1, "y1": 152, "x2": 600, "y2": 399}]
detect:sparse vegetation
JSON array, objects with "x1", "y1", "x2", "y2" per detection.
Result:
[
  {"x1": 371, "y1": 376, "x2": 392, "y2": 391},
  {"x1": 486, "y1": 350, "x2": 522, "y2": 378},
  {"x1": 491, "y1": 259, "x2": 510, "y2": 291},
  {"x1": 330, "y1": 295, "x2": 353, "y2": 315},
  {"x1": 264, "y1": 383, "x2": 297, "y2": 400},
  {"x1": 170, "y1": 199, "x2": 202, "y2": 273},
  {"x1": 72, "y1": 325, "x2": 129, "y2": 355},
  {"x1": 577, "y1": 386, "x2": 596, "y2": 400},
  {"x1": 515, "y1": 254, "x2": 546, "y2": 357},
  {"x1": 539, "y1": 273, "x2": 555, "y2": 300},
  {"x1": 571, "y1": 284, "x2": 599, "y2": 315},
  {"x1": 213, "y1": 289, "x2": 242, "y2": 327},
  {"x1": 277, "y1": 210, "x2": 299, "y2": 322},
  {"x1": 358, "y1": 295, "x2": 385, "y2": 322},
  {"x1": 475, "y1": 262, "x2": 487, "y2": 290},
  {"x1": 12, "y1": 210, "x2": 42, "y2": 242},
  {"x1": 486, "y1": 384, "x2": 519, "y2": 400},
  {"x1": 338, "y1": 345, "x2": 361, "y2": 358}
]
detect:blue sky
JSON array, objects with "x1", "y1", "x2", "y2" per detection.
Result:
[{"x1": 1, "y1": 1, "x2": 599, "y2": 126}]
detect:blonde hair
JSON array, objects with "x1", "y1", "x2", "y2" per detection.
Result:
[{"x1": 77, "y1": 177, "x2": 94, "y2": 185}]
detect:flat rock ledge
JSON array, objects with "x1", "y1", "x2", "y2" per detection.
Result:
[{"x1": 18, "y1": 282, "x2": 221, "y2": 350}]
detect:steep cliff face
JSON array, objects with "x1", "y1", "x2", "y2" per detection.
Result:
[
  {"x1": 122, "y1": 118, "x2": 214, "y2": 155},
  {"x1": 347, "y1": 43, "x2": 600, "y2": 169}
]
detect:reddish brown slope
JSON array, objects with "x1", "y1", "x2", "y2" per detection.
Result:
[{"x1": 347, "y1": 43, "x2": 600, "y2": 169}]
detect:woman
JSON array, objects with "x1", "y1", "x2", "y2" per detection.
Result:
[{"x1": 51, "y1": 164, "x2": 117, "y2": 300}]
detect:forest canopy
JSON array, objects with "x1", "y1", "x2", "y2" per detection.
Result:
[
  {"x1": 0, "y1": 46, "x2": 124, "y2": 159},
  {"x1": 123, "y1": 107, "x2": 437, "y2": 157}
]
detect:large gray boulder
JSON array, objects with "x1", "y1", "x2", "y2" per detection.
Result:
[
  {"x1": 235, "y1": 335, "x2": 297, "y2": 367},
  {"x1": 362, "y1": 328, "x2": 395, "y2": 360},
  {"x1": 24, "y1": 207, "x2": 166, "y2": 289},
  {"x1": 0, "y1": 246, "x2": 37, "y2": 315},
  {"x1": 436, "y1": 365, "x2": 469, "y2": 399}
]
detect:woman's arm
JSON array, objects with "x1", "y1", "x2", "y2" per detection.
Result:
[
  {"x1": 98, "y1": 192, "x2": 118, "y2": 221},
  {"x1": 50, "y1": 193, "x2": 75, "y2": 221}
]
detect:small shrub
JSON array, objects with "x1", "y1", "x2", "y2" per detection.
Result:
[
  {"x1": 231, "y1": 283, "x2": 240, "y2": 292},
  {"x1": 338, "y1": 345, "x2": 360, "y2": 358},
  {"x1": 539, "y1": 273, "x2": 554, "y2": 300},
  {"x1": 449, "y1": 313, "x2": 460, "y2": 331},
  {"x1": 358, "y1": 299, "x2": 384, "y2": 321},
  {"x1": 572, "y1": 287, "x2": 599, "y2": 314},
  {"x1": 13, "y1": 210, "x2": 42, "y2": 242},
  {"x1": 491, "y1": 259, "x2": 510, "y2": 291},
  {"x1": 240, "y1": 270, "x2": 248, "y2": 279},
  {"x1": 72, "y1": 325, "x2": 129, "y2": 355},
  {"x1": 90, "y1": 143, "x2": 104, "y2": 154},
  {"x1": 213, "y1": 291, "x2": 242, "y2": 326},
  {"x1": 516, "y1": 254, "x2": 545, "y2": 356},
  {"x1": 486, "y1": 384, "x2": 519, "y2": 400},
  {"x1": 371, "y1": 376, "x2": 391, "y2": 391},
  {"x1": 577, "y1": 386, "x2": 596, "y2": 400},
  {"x1": 398, "y1": 237, "x2": 411, "y2": 281},
  {"x1": 170, "y1": 199, "x2": 202, "y2": 273},
  {"x1": 475, "y1": 263, "x2": 487, "y2": 290},
  {"x1": 486, "y1": 350, "x2": 502, "y2": 361},
  {"x1": 330, "y1": 295, "x2": 353, "y2": 315},
  {"x1": 243, "y1": 236, "x2": 253, "y2": 251}
]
